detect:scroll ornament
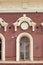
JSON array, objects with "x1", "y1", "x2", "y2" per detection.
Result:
[
  {"x1": 0, "y1": 18, "x2": 8, "y2": 31},
  {"x1": 41, "y1": 23, "x2": 43, "y2": 26}
]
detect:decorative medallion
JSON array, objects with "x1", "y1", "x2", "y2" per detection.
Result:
[{"x1": 21, "y1": 22, "x2": 28, "y2": 30}]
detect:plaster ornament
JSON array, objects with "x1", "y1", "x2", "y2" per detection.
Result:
[
  {"x1": 21, "y1": 22, "x2": 28, "y2": 30},
  {"x1": 31, "y1": 22, "x2": 36, "y2": 31},
  {"x1": 41, "y1": 23, "x2": 43, "y2": 26},
  {"x1": 13, "y1": 21, "x2": 19, "y2": 31},
  {"x1": 13, "y1": 14, "x2": 36, "y2": 31},
  {"x1": 0, "y1": 18, "x2": 8, "y2": 31}
]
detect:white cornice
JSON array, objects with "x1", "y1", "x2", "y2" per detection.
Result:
[
  {"x1": 0, "y1": 3, "x2": 43, "y2": 12},
  {"x1": 0, "y1": 0, "x2": 43, "y2": 4}
]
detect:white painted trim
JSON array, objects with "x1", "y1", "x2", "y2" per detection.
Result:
[
  {"x1": 0, "y1": 61, "x2": 43, "y2": 64},
  {"x1": 13, "y1": 14, "x2": 36, "y2": 31},
  {"x1": 16, "y1": 32, "x2": 33, "y2": 61},
  {"x1": 41, "y1": 23, "x2": 43, "y2": 26},
  {"x1": 0, "y1": 18, "x2": 8, "y2": 31},
  {"x1": 0, "y1": 33, "x2": 5, "y2": 61},
  {"x1": 0, "y1": 3, "x2": 43, "y2": 12}
]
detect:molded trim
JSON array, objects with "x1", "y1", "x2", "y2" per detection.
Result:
[
  {"x1": 0, "y1": 33, "x2": 5, "y2": 61},
  {"x1": 16, "y1": 32, "x2": 33, "y2": 61}
]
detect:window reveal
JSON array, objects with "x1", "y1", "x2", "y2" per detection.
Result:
[{"x1": 20, "y1": 37, "x2": 30, "y2": 60}]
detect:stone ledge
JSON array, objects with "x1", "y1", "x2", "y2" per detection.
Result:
[{"x1": 0, "y1": 61, "x2": 43, "y2": 64}]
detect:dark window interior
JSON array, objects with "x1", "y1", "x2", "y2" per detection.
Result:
[
  {"x1": 0, "y1": 39, "x2": 2, "y2": 42},
  {"x1": 0, "y1": 39, "x2": 2, "y2": 60},
  {"x1": 0, "y1": 44, "x2": 1, "y2": 51},
  {"x1": 0, "y1": 52, "x2": 1, "y2": 60}
]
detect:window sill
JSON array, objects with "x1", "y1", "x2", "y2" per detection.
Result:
[{"x1": 0, "y1": 61, "x2": 43, "y2": 64}]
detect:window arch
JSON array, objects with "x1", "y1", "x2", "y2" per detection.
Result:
[
  {"x1": 16, "y1": 32, "x2": 33, "y2": 61},
  {"x1": 0, "y1": 33, "x2": 5, "y2": 61}
]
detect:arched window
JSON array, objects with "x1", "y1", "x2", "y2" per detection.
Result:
[
  {"x1": 16, "y1": 32, "x2": 33, "y2": 61},
  {"x1": 0, "y1": 33, "x2": 5, "y2": 61},
  {"x1": 20, "y1": 37, "x2": 30, "y2": 60}
]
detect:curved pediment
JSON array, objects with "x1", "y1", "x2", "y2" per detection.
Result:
[{"x1": 13, "y1": 14, "x2": 36, "y2": 31}]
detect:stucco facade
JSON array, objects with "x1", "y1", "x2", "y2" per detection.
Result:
[
  {"x1": 0, "y1": 0, "x2": 43, "y2": 65},
  {"x1": 0, "y1": 13, "x2": 42, "y2": 65}
]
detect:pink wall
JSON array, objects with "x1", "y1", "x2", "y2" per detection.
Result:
[
  {"x1": 0, "y1": 64, "x2": 43, "y2": 65},
  {"x1": 0, "y1": 13, "x2": 43, "y2": 61}
]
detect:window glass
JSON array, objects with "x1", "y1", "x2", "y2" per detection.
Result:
[
  {"x1": 20, "y1": 37, "x2": 29, "y2": 43},
  {"x1": 25, "y1": 44, "x2": 29, "y2": 60},
  {"x1": 20, "y1": 43, "x2": 24, "y2": 59},
  {"x1": 20, "y1": 37, "x2": 30, "y2": 60}
]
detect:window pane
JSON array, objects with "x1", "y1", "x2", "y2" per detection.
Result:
[
  {"x1": 26, "y1": 44, "x2": 29, "y2": 60},
  {"x1": 20, "y1": 37, "x2": 30, "y2": 60},
  {"x1": 20, "y1": 37, "x2": 29, "y2": 43},
  {"x1": 20, "y1": 43, "x2": 24, "y2": 51},
  {"x1": 20, "y1": 43, "x2": 24, "y2": 59},
  {"x1": 20, "y1": 52, "x2": 24, "y2": 59},
  {"x1": 26, "y1": 52, "x2": 29, "y2": 59}
]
